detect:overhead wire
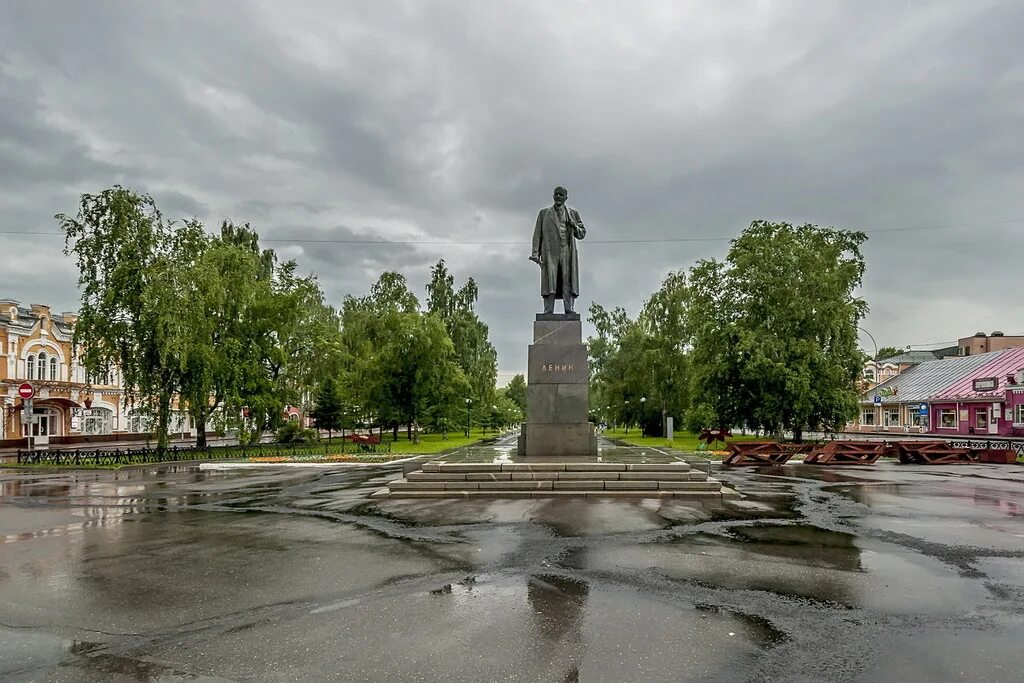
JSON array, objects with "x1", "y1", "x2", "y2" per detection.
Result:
[{"x1": 1, "y1": 217, "x2": 1022, "y2": 244}]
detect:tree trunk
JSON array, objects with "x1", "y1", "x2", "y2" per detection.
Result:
[
  {"x1": 156, "y1": 392, "x2": 171, "y2": 454},
  {"x1": 392, "y1": 424, "x2": 399, "y2": 441},
  {"x1": 793, "y1": 427, "x2": 803, "y2": 444},
  {"x1": 407, "y1": 422, "x2": 412, "y2": 441},
  {"x1": 195, "y1": 411, "x2": 207, "y2": 450}
]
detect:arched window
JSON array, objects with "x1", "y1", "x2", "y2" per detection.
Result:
[
  {"x1": 50, "y1": 356, "x2": 58, "y2": 381},
  {"x1": 864, "y1": 368, "x2": 876, "y2": 382},
  {"x1": 26, "y1": 354, "x2": 35, "y2": 379},
  {"x1": 37, "y1": 352, "x2": 47, "y2": 380}
]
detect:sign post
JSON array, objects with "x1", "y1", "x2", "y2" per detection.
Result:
[
  {"x1": 18, "y1": 382, "x2": 35, "y2": 400},
  {"x1": 873, "y1": 394, "x2": 882, "y2": 407}
]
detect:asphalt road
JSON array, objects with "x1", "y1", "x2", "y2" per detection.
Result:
[{"x1": 1, "y1": 454, "x2": 1021, "y2": 682}]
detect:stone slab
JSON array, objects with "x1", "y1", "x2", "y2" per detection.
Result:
[
  {"x1": 501, "y1": 462, "x2": 566, "y2": 471},
  {"x1": 586, "y1": 490, "x2": 673, "y2": 498},
  {"x1": 511, "y1": 472, "x2": 560, "y2": 480},
  {"x1": 535, "y1": 312, "x2": 580, "y2": 321},
  {"x1": 625, "y1": 463, "x2": 691, "y2": 472},
  {"x1": 389, "y1": 480, "x2": 446, "y2": 490},
  {"x1": 444, "y1": 481, "x2": 479, "y2": 490},
  {"x1": 525, "y1": 384, "x2": 589, "y2": 424},
  {"x1": 523, "y1": 423, "x2": 596, "y2": 457},
  {"x1": 657, "y1": 481, "x2": 723, "y2": 491},
  {"x1": 605, "y1": 480, "x2": 657, "y2": 490},
  {"x1": 565, "y1": 462, "x2": 625, "y2": 471},
  {"x1": 533, "y1": 319, "x2": 583, "y2": 345},
  {"x1": 476, "y1": 481, "x2": 553, "y2": 490},
  {"x1": 421, "y1": 463, "x2": 440, "y2": 472},
  {"x1": 552, "y1": 480, "x2": 599, "y2": 490},
  {"x1": 466, "y1": 472, "x2": 512, "y2": 481},
  {"x1": 469, "y1": 491, "x2": 536, "y2": 498},
  {"x1": 527, "y1": 345, "x2": 588, "y2": 385},
  {"x1": 389, "y1": 491, "x2": 471, "y2": 498},
  {"x1": 619, "y1": 471, "x2": 691, "y2": 481},
  {"x1": 556, "y1": 471, "x2": 619, "y2": 480},
  {"x1": 437, "y1": 463, "x2": 502, "y2": 473},
  {"x1": 532, "y1": 491, "x2": 585, "y2": 497},
  {"x1": 407, "y1": 472, "x2": 465, "y2": 481}
]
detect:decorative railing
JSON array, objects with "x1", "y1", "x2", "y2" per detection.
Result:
[{"x1": 14, "y1": 439, "x2": 392, "y2": 466}]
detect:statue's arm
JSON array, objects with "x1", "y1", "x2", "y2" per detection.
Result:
[
  {"x1": 530, "y1": 210, "x2": 544, "y2": 263},
  {"x1": 571, "y1": 208, "x2": 586, "y2": 240}
]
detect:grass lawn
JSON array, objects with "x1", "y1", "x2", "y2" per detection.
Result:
[
  {"x1": 601, "y1": 428, "x2": 762, "y2": 452},
  {"x1": 381, "y1": 429, "x2": 498, "y2": 454}
]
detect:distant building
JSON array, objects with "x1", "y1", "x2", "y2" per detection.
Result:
[
  {"x1": 0, "y1": 299, "x2": 190, "y2": 444},
  {"x1": 957, "y1": 331, "x2": 1024, "y2": 356},
  {"x1": 853, "y1": 345, "x2": 1024, "y2": 437}
]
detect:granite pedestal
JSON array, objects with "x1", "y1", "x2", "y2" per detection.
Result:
[{"x1": 517, "y1": 313, "x2": 598, "y2": 456}]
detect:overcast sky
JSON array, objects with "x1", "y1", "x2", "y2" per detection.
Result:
[{"x1": 2, "y1": 1, "x2": 1022, "y2": 381}]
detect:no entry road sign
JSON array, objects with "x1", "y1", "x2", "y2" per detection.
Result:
[{"x1": 18, "y1": 382, "x2": 35, "y2": 400}]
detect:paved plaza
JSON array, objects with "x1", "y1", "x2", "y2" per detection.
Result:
[{"x1": 1, "y1": 439, "x2": 1022, "y2": 681}]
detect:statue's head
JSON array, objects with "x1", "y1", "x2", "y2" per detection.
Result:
[{"x1": 552, "y1": 186, "x2": 568, "y2": 206}]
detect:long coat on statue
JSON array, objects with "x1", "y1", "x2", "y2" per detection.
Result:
[{"x1": 530, "y1": 205, "x2": 586, "y2": 299}]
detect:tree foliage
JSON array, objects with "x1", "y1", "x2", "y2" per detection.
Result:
[
  {"x1": 589, "y1": 220, "x2": 868, "y2": 441},
  {"x1": 59, "y1": 187, "x2": 344, "y2": 450}
]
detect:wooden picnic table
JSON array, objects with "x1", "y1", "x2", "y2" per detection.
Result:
[
  {"x1": 723, "y1": 441, "x2": 797, "y2": 466},
  {"x1": 894, "y1": 440, "x2": 976, "y2": 465},
  {"x1": 803, "y1": 440, "x2": 889, "y2": 465}
]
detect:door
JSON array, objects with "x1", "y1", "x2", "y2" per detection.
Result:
[{"x1": 989, "y1": 406, "x2": 999, "y2": 435}]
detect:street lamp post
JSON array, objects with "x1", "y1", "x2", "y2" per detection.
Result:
[
  {"x1": 640, "y1": 396, "x2": 647, "y2": 436},
  {"x1": 624, "y1": 399, "x2": 630, "y2": 435},
  {"x1": 465, "y1": 398, "x2": 472, "y2": 437}
]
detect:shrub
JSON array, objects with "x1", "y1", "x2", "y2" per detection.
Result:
[{"x1": 276, "y1": 420, "x2": 320, "y2": 444}]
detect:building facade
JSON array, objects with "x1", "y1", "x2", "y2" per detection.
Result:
[
  {"x1": 853, "y1": 346, "x2": 1024, "y2": 437},
  {"x1": 0, "y1": 299, "x2": 189, "y2": 444}
]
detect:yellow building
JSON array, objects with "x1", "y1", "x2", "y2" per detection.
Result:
[{"x1": 0, "y1": 299, "x2": 151, "y2": 444}]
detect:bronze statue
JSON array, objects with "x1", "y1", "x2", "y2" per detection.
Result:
[{"x1": 530, "y1": 186, "x2": 586, "y2": 314}]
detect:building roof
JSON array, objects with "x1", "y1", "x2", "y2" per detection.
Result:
[
  {"x1": 861, "y1": 350, "x2": 1001, "y2": 405},
  {"x1": 876, "y1": 350, "x2": 943, "y2": 365},
  {"x1": 930, "y1": 346, "x2": 1024, "y2": 401}
]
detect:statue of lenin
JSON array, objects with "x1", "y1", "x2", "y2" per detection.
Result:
[{"x1": 529, "y1": 186, "x2": 586, "y2": 314}]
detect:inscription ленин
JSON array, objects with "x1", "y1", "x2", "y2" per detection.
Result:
[{"x1": 541, "y1": 364, "x2": 574, "y2": 373}]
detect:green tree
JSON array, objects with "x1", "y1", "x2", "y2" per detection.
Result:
[
  {"x1": 504, "y1": 374, "x2": 527, "y2": 415},
  {"x1": 689, "y1": 221, "x2": 868, "y2": 441},
  {"x1": 58, "y1": 187, "x2": 186, "y2": 451},
  {"x1": 426, "y1": 259, "x2": 497, "y2": 408},
  {"x1": 310, "y1": 376, "x2": 344, "y2": 444},
  {"x1": 876, "y1": 346, "x2": 903, "y2": 360}
]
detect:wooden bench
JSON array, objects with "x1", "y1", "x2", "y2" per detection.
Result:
[
  {"x1": 894, "y1": 440, "x2": 976, "y2": 465},
  {"x1": 803, "y1": 440, "x2": 888, "y2": 465}
]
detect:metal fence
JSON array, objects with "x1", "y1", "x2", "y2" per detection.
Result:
[{"x1": 14, "y1": 439, "x2": 393, "y2": 466}]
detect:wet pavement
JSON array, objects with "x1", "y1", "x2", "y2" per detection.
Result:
[{"x1": 1, "y1": 438, "x2": 1022, "y2": 682}]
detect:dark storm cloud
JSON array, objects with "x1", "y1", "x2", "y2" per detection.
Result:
[{"x1": 2, "y1": 1, "x2": 1022, "y2": 376}]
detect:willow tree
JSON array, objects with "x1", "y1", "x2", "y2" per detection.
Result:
[{"x1": 58, "y1": 187, "x2": 193, "y2": 451}]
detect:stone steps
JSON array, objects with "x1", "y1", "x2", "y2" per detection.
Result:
[{"x1": 372, "y1": 461, "x2": 738, "y2": 499}]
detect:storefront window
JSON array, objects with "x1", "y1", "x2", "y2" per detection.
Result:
[
  {"x1": 975, "y1": 409, "x2": 988, "y2": 430},
  {"x1": 884, "y1": 409, "x2": 900, "y2": 426},
  {"x1": 861, "y1": 410, "x2": 875, "y2": 426},
  {"x1": 939, "y1": 409, "x2": 957, "y2": 428},
  {"x1": 907, "y1": 410, "x2": 922, "y2": 427}
]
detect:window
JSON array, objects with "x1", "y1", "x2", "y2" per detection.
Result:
[
  {"x1": 939, "y1": 409, "x2": 957, "y2": 429},
  {"x1": 884, "y1": 409, "x2": 900, "y2": 427},
  {"x1": 49, "y1": 356, "x2": 58, "y2": 381},
  {"x1": 861, "y1": 410, "x2": 875, "y2": 426},
  {"x1": 975, "y1": 409, "x2": 988, "y2": 430},
  {"x1": 907, "y1": 409, "x2": 923, "y2": 427},
  {"x1": 1016, "y1": 404, "x2": 1024, "y2": 424},
  {"x1": 864, "y1": 368, "x2": 876, "y2": 381},
  {"x1": 26, "y1": 354, "x2": 35, "y2": 379},
  {"x1": 36, "y1": 352, "x2": 47, "y2": 380}
]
